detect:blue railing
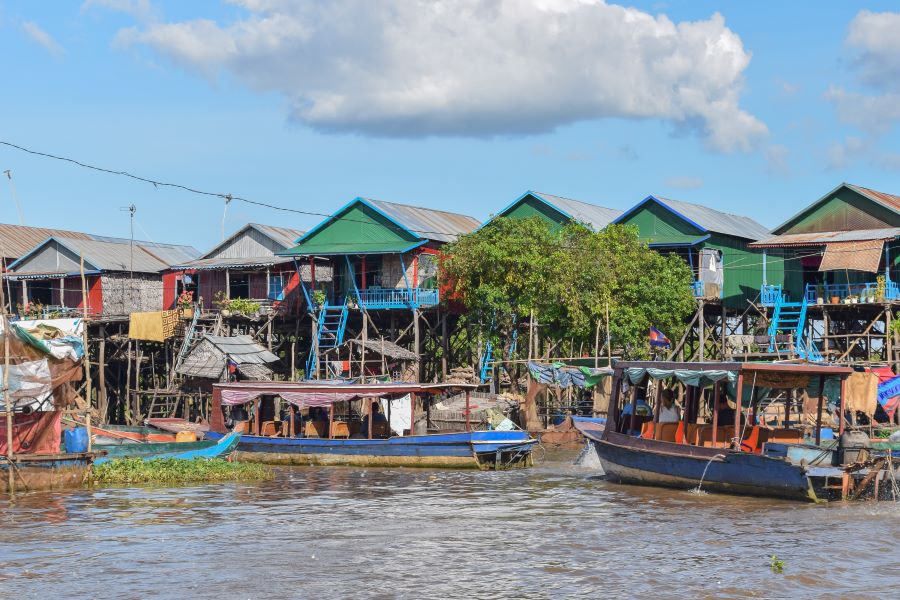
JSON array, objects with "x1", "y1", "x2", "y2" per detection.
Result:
[
  {"x1": 690, "y1": 281, "x2": 703, "y2": 298},
  {"x1": 804, "y1": 281, "x2": 899, "y2": 304},
  {"x1": 760, "y1": 284, "x2": 784, "y2": 307},
  {"x1": 355, "y1": 287, "x2": 439, "y2": 309}
]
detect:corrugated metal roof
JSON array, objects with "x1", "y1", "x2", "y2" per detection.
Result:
[
  {"x1": 652, "y1": 196, "x2": 771, "y2": 241},
  {"x1": 847, "y1": 183, "x2": 900, "y2": 213},
  {"x1": 11, "y1": 235, "x2": 200, "y2": 274},
  {"x1": 819, "y1": 239, "x2": 884, "y2": 273},
  {"x1": 171, "y1": 256, "x2": 294, "y2": 270},
  {"x1": 531, "y1": 192, "x2": 622, "y2": 230},
  {"x1": 249, "y1": 223, "x2": 305, "y2": 248},
  {"x1": 205, "y1": 335, "x2": 279, "y2": 364},
  {"x1": 364, "y1": 198, "x2": 480, "y2": 243},
  {"x1": 0, "y1": 223, "x2": 91, "y2": 261},
  {"x1": 750, "y1": 227, "x2": 900, "y2": 248}
]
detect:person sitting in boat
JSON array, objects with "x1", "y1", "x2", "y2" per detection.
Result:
[
  {"x1": 621, "y1": 390, "x2": 652, "y2": 418},
  {"x1": 657, "y1": 389, "x2": 681, "y2": 423},
  {"x1": 714, "y1": 395, "x2": 744, "y2": 427},
  {"x1": 357, "y1": 403, "x2": 389, "y2": 438}
]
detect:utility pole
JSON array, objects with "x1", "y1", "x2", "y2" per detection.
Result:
[{"x1": 2, "y1": 170, "x2": 24, "y2": 225}]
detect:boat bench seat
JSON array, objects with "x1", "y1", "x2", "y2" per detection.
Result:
[
  {"x1": 738, "y1": 426, "x2": 770, "y2": 453},
  {"x1": 767, "y1": 428, "x2": 802, "y2": 444},
  {"x1": 675, "y1": 422, "x2": 701, "y2": 445},
  {"x1": 260, "y1": 421, "x2": 283, "y2": 437},
  {"x1": 654, "y1": 422, "x2": 679, "y2": 442},
  {"x1": 304, "y1": 420, "x2": 329, "y2": 438},
  {"x1": 698, "y1": 425, "x2": 735, "y2": 447}
]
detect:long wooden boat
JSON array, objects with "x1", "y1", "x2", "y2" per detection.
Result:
[
  {"x1": 88, "y1": 423, "x2": 178, "y2": 444},
  {"x1": 205, "y1": 429, "x2": 534, "y2": 469},
  {"x1": 209, "y1": 381, "x2": 536, "y2": 470},
  {"x1": 93, "y1": 431, "x2": 241, "y2": 465},
  {"x1": 1, "y1": 452, "x2": 93, "y2": 493},
  {"x1": 578, "y1": 361, "x2": 896, "y2": 503}
]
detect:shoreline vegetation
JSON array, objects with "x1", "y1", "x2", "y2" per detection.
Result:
[{"x1": 91, "y1": 458, "x2": 273, "y2": 485}]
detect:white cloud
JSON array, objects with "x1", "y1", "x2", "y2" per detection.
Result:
[
  {"x1": 664, "y1": 176, "x2": 703, "y2": 190},
  {"x1": 21, "y1": 21, "x2": 65, "y2": 57},
  {"x1": 846, "y1": 9, "x2": 900, "y2": 90},
  {"x1": 824, "y1": 86, "x2": 900, "y2": 134},
  {"x1": 114, "y1": 0, "x2": 766, "y2": 152}
]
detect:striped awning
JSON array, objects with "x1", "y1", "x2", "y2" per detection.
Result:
[{"x1": 819, "y1": 239, "x2": 884, "y2": 273}]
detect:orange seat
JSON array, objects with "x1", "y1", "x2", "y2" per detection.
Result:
[
  {"x1": 768, "y1": 428, "x2": 802, "y2": 444},
  {"x1": 305, "y1": 420, "x2": 328, "y2": 438},
  {"x1": 640, "y1": 421, "x2": 656, "y2": 439},
  {"x1": 655, "y1": 422, "x2": 679, "y2": 442},
  {"x1": 739, "y1": 426, "x2": 770, "y2": 453},
  {"x1": 697, "y1": 425, "x2": 735, "y2": 447},
  {"x1": 676, "y1": 422, "x2": 701, "y2": 444},
  {"x1": 260, "y1": 421, "x2": 281, "y2": 437},
  {"x1": 330, "y1": 421, "x2": 350, "y2": 439}
]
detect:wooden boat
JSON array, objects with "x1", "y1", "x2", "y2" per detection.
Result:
[
  {"x1": 208, "y1": 381, "x2": 536, "y2": 470},
  {"x1": 89, "y1": 423, "x2": 179, "y2": 444},
  {"x1": 93, "y1": 431, "x2": 241, "y2": 465},
  {"x1": 1, "y1": 452, "x2": 93, "y2": 493},
  {"x1": 575, "y1": 361, "x2": 897, "y2": 502}
]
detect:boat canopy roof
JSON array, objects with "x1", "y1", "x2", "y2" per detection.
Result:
[
  {"x1": 214, "y1": 381, "x2": 479, "y2": 409},
  {"x1": 616, "y1": 361, "x2": 852, "y2": 387}
]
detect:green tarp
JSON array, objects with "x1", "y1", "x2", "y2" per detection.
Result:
[{"x1": 625, "y1": 367, "x2": 736, "y2": 387}]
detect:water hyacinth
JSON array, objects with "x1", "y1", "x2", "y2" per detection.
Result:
[{"x1": 91, "y1": 458, "x2": 273, "y2": 484}]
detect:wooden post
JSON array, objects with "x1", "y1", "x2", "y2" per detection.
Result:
[
  {"x1": 80, "y1": 256, "x2": 92, "y2": 425},
  {"x1": 289, "y1": 404, "x2": 295, "y2": 438},
  {"x1": 815, "y1": 376, "x2": 826, "y2": 445},
  {"x1": 1, "y1": 260, "x2": 13, "y2": 493},
  {"x1": 98, "y1": 329, "x2": 107, "y2": 423},
  {"x1": 698, "y1": 301, "x2": 706, "y2": 360},
  {"x1": 734, "y1": 372, "x2": 744, "y2": 450},
  {"x1": 361, "y1": 311, "x2": 368, "y2": 383},
  {"x1": 441, "y1": 313, "x2": 448, "y2": 380},
  {"x1": 328, "y1": 402, "x2": 334, "y2": 439},
  {"x1": 680, "y1": 386, "x2": 690, "y2": 444},
  {"x1": 125, "y1": 339, "x2": 132, "y2": 424},
  {"x1": 528, "y1": 309, "x2": 534, "y2": 362},
  {"x1": 887, "y1": 309, "x2": 893, "y2": 369},
  {"x1": 594, "y1": 319, "x2": 601, "y2": 368},
  {"x1": 290, "y1": 341, "x2": 296, "y2": 382},
  {"x1": 413, "y1": 309, "x2": 421, "y2": 383},
  {"x1": 367, "y1": 397, "x2": 373, "y2": 439},
  {"x1": 465, "y1": 390, "x2": 471, "y2": 432},
  {"x1": 256, "y1": 397, "x2": 262, "y2": 436},
  {"x1": 721, "y1": 303, "x2": 727, "y2": 360},
  {"x1": 605, "y1": 302, "x2": 612, "y2": 365},
  {"x1": 711, "y1": 381, "x2": 720, "y2": 446},
  {"x1": 839, "y1": 376, "x2": 847, "y2": 436},
  {"x1": 225, "y1": 268, "x2": 230, "y2": 299},
  {"x1": 133, "y1": 341, "x2": 142, "y2": 424}
]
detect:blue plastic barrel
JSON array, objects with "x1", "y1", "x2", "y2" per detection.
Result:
[{"x1": 64, "y1": 427, "x2": 89, "y2": 453}]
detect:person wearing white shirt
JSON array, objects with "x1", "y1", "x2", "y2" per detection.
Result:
[{"x1": 657, "y1": 389, "x2": 681, "y2": 424}]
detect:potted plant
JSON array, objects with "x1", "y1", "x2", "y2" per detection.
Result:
[
  {"x1": 830, "y1": 294, "x2": 840, "y2": 304},
  {"x1": 312, "y1": 290, "x2": 327, "y2": 310},
  {"x1": 177, "y1": 290, "x2": 194, "y2": 317},
  {"x1": 877, "y1": 275, "x2": 887, "y2": 302}
]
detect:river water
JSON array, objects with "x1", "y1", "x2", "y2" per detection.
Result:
[{"x1": 1, "y1": 451, "x2": 899, "y2": 599}]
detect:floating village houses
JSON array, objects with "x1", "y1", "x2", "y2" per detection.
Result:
[
  {"x1": 750, "y1": 183, "x2": 900, "y2": 366},
  {"x1": 277, "y1": 197, "x2": 480, "y2": 381},
  {"x1": 5, "y1": 233, "x2": 199, "y2": 317},
  {"x1": 164, "y1": 222, "x2": 326, "y2": 315}
]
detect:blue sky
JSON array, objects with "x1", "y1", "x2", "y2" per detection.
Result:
[{"x1": 1, "y1": 1, "x2": 900, "y2": 252}]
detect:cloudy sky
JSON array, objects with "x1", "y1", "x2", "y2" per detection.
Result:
[{"x1": 1, "y1": 1, "x2": 899, "y2": 250}]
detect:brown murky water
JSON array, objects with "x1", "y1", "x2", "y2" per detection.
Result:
[{"x1": 1, "y1": 451, "x2": 898, "y2": 599}]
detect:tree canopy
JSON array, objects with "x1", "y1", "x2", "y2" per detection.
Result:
[{"x1": 441, "y1": 217, "x2": 695, "y2": 359}]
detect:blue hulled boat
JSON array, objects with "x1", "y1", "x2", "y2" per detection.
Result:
[
  {"x1": 208, "y1": 381, "x2": 536, "y2": 470},
  {"x1": 576, "y1": 361, "x2": 895, "y2": 502}
]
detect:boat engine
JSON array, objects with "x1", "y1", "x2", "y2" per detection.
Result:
[{"x1": 838, "y1": 430, "x2": 870, "y2": 465}]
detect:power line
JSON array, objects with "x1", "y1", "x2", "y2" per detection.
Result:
[{"x1": 0, "y1": 140, "x2": 471, "y2": 239}]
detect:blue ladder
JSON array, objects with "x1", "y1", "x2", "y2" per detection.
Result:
[
  {"x1": 767, "y1": 296, "x2": 823, "y2": 362},
  {"x1": 305, "y1": 301, "x2": 349, "y2": 378},
  {"x1": 479, "y1": 340, "x2": 494, "y2": 384}
]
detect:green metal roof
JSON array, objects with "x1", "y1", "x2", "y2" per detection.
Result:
[{"x1": 279, "y1": 200, "x2": 424, "y2": 256}]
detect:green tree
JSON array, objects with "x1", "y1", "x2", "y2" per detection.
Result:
[{"x1": 441, "y1": 217, "x2": 695, "y2": 359}]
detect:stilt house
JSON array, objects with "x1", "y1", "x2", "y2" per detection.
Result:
[
  {"x1": 612, "y1": 195, "x2": 771, "y2": 309},
  {"x1": 278, "y1": 197, "x2": 480, "y2": 378},
  {"x1": 5, "y1": 235, "x2": 199, "y2": 317},
  {"x1": 166, "y1": 223, "x2": 328, "y2": 314}
]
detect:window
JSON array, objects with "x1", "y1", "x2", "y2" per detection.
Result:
[
  {"x1": 269, "y1": 274, "x2": 285, "y2": 301},
  {"x1": 229, "y1": 273, "x2": 249, "y2": 299}
]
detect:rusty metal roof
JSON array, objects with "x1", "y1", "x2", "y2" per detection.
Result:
[
  {"x1": 847, "y1": 183, "x2": 900, "y2": 213},
  {"x1": 750, "y1": 227, "x2": 900, "y2": 248},
  {"x1": 0, "y1": 223, "x2": 91, "y2": 261},
  {"x1": 531, "y1": 192, "x2": 622, "y2": 230},
  {"x1": 364, "y1": 198, "x2": 480, "y2": 243},
  {"x1": 819, "y1": 239, "x2": 884, "y2": 273}
]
